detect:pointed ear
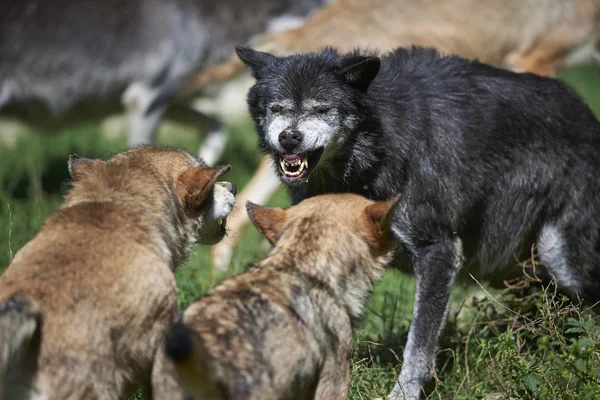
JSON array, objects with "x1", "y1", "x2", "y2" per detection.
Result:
[
  {"x1": 68, "y1": 154, "x2": 103, "y2": 181},
  {"x1": 246, "y1": 201, "x2": 287, "y2": 246},
  {"x1": 362, "y1": 194, "x2": 402, "y2": 250},
  {"x1": 235, "y1": 46, "x2": 278, "y2": 79},
  {"x1": 337, "y1": 56, "x2": 380, "y2": 92},
  {"x1": 176, "y1": 165, "x2": 232, "y2": 213}
]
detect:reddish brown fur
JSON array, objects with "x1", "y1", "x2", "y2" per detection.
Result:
[
  {"x1": 153, "y1": 193, "x2": 401, "y2": 400},
  {"x1": 245, "y1": 203, "x2": 287, "y2": 245},
  {"x1": 186, "y1": 0, "x2": 600, "y2": 89},
  {"x1": 0, "y1": 146, "x2": 234, "y2": 400}
]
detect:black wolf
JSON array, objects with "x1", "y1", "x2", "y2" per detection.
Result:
[{"x1": 237, "y1": 45, "x2": 600, "y2": 399}]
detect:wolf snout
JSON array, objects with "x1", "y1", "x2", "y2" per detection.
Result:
[
  {"x1": 279, "y1": 129, "x2": 303, "y2": 152},
  {"x1": 217, "y1": 181, "x2": 237, "y2": 196}
]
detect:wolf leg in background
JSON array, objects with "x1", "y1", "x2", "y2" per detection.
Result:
[
  {"x1": 203, "y1": 0, "x2": 600, "y2": 269},
  {"x1": 211, "y1": 156, "x2": 281, "y2": 269},
  {"x1": 190, "y1": 73, "x2": 257, "y2": 166},
  {"x1": 0, "y1": 147, "x2": 236, "y2": 399},
  {"x1": 238, "y1": 46, "x2": 600, "y2": 399},
  {"x1": 121, "y1": 82, "x2": 174, "y2": 146},
  {"x1": 152, "y1": 193, "x2": 400, "y2": 399}
]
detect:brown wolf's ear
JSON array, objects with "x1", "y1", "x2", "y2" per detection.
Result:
[
  {"x1": 246, "y1": 201, "x2": 287, "y2": 245},
  {"x1": 362, "y1": 194, "x2": 402, "y2": 250},
  {"x1": 68, "y1": 154, "x2": 103, "y2": 181},
  {"x1": 176, "y1": 165, "x2": 232, "y2": 213}
]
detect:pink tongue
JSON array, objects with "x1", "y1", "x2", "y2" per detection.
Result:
[{"x1": 283, "y1": 154, "x2": 302, "y2": 162}]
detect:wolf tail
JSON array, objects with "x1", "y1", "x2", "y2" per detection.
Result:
[
  {"x1": 164, "y1": 321, "x2": 225, "y2": 399},
  {"x1": 0, "y1": 293, "x2": 42, "y2": 385}
]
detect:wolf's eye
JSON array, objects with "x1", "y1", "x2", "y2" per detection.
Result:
[
  {"x1": 269, "y1": 105, "x2": 283, "y2": 113},
  {"x1": 314, "y1": 106, "x2": 332, "y2": 115}
]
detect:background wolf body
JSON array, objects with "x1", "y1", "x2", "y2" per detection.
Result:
[
  {"x1": 238, "y1": 46, "x2": 600, "y2": 399},
  {"x1": 153, "y1": 194, "x2": 398, "y2": 400},
  {"x1": 0, "y1": 0, "x2": 328, "y2": 148},
  {"x1": 197, "y1": 0, "x2": 600, "y2": 85},
  {"x1": 206, "y1": 0, "x2": 600, "y2": 270},
  {"x1": 0, "y1": 147, "x2": 236, "y2": 399}
]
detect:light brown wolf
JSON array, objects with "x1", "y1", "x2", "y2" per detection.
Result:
[
  {"x1": 192, "y1": 0, "x2": 600, "y2": 86},
  {"x1": 0, "y1": 146, "x2": 236, "y2": 400},
  {"x1": 151, "y1": 193, "x2": 401, "y2": 400},
  {"x1": 195, "y1": 0, "x2": 600, "y2": 270}
]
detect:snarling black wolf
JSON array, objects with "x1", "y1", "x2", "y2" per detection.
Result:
[{"x1": 237, "y1": 45, "x2": 600, "y2": 399}]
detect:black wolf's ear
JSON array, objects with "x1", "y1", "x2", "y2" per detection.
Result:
[
  {"x1": 68, "y1": 154, "x2": 103, "y2": 181},
  {"x1": 236, "y1": 46, "x2": 278, "y2": 79},
  {"x1": 337, "y1": 56, "x2": 381, "y2": 92},
  {"x1": 246, "y1": 201, "x2": 287, "y2": 245},
  {"x1": 362, "y1": 194, "x2": 402, "y2": 252}
]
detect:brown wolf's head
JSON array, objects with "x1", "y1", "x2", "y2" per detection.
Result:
[
  {"x1": 247, "y1": 192, "x2": 401, "y2": 319},
  {"x1": 66, "y1": 146, "x2": 236, "y2": 264}
]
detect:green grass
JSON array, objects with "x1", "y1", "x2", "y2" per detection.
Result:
[{"x1": 1, "y1": 65, "x2": 600, "y2": 399}]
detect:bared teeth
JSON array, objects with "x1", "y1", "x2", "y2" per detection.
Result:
[{"x1": 280, "y1": 156, "x2": 309, "y2": 177}]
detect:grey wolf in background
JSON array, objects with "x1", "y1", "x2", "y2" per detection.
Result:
[
  {"x1": 207, "y1": 0, "x2": 600, "y2": 270},
  {"x1": 0, "y1": 0, "x2": 329, "y2": 148},
  {"x1": 151, "y1": 193, "x2": 400, "y2": 400},
  {"x1": 0, "y1": 146, "x2": 236, "y2": 399},
  {"x1": 238, "y1": 45, "x2": 600, "y2": 399}
]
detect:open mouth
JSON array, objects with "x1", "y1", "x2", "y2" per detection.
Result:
[
  {"x1": 277, "y1": 149, "x2": 323, "y2": 184},
  {"x1": 217, "y1": 217, "x2": 227, "y2": 234}
]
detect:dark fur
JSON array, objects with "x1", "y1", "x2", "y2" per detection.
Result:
[{"x1": 238, "y1": 45, "x2": 600, "y2": 398}]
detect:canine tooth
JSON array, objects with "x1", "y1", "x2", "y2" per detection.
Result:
[{"x1": 217, "y1": 218, "x2": 223, "y2": 225}]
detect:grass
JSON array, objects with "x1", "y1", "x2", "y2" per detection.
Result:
[{"x1": 1, "y1": 64, "x2": 600, "y2": 399}]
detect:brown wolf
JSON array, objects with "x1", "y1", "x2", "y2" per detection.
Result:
[
  {"x1": 198, "y1": 0, "x2": 600, "y2": 270},
  {"x1": 0, "y1": 146, "x2": 236, "y2": 399},
  {"x1": 151, "y1": 193, "x2": 401, "y2": 400},
  {"x1": 192, "y1": 0, "x2": 600, "y2": 87}
]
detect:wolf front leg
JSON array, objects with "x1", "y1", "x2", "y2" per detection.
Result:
[
  {"x1": 388, "y1": 237, "x2": 463, "y2": 400},
  {"x1": 315, "y1": 354, "x2": 350, "y2": 400},
  {"x1": 122, "y1": 82, "x2": 172, "y2": 146}
]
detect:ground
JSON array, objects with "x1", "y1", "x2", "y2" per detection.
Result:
[{"x1": 1, "y1": 66, "x2": 600, "y2": 399}]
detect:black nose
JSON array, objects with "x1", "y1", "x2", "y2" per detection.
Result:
[
  {"x1": 278, "y1": 129, "x2": 303, "y2": 151},
  {"x1": 218, "y1": 182, "x2": 237, "y2": 196}
]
